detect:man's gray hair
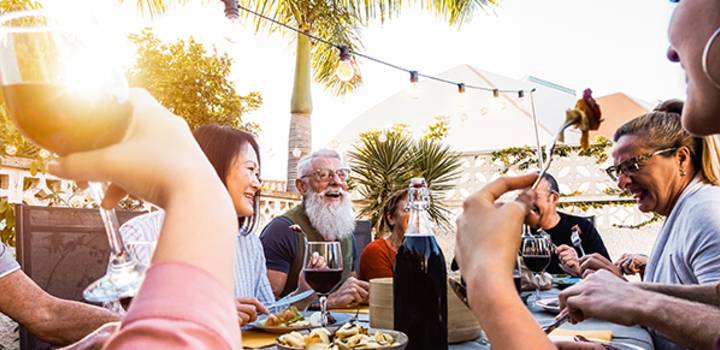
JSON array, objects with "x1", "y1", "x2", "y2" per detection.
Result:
[{"x1": 296, "y1": 149, "x2": 345, "y2": 179}]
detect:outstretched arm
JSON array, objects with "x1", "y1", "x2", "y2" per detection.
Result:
[
  {"x1": 636, "y1": 281, "x2": 719, "y2": 306},
  {"x1": 559, "y1": 270, "x2": 720, "y2": 350},
  {"x1": 0, "y1": 270, "x2": 117, "y2": 345},
  {"x1": 456, "y1": 174, "x2": 555, "y2": 350}
]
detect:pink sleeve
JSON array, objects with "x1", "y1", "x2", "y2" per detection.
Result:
[{"x1": 103, "y1": 262, "x2": 240, "y2": 350}]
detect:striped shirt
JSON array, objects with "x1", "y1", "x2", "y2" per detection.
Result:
[
  {"x1": 120, "y1": 210, "x2": 275, "y2": 305},
  {"x1": 0, "y1": 242, "x2": 19, "y2": 279}
]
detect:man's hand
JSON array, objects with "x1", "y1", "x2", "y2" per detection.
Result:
[
  {"x1": 578, "y1": 253, "x2": 622, "y2": 278},
  {"x1": 327, "y1": 277, "x2": 369, "y2": 308},
  {"x1": 307, "y1": 252, "x2": 328, "y2": 269},
  {"x1": 236, "y1": 297, "x2": 269, "y2": 326},
  {"x1": 615, "y1": 253, "x2": 647, "y2": 276},
  {"x1": 558, "y1": 270, "x2": 646, "y2": 326},
  {"x1": 556, "y1": 244, "x2": 581, "y2": 276}
]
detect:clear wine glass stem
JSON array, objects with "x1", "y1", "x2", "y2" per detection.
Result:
[
  {"x1": 103, "y1": 300, "x2": 127, "y2": 316},
  {"x1": 83, "y1": 182, "x2": 144, "y2": 304},
  {"x1": 319, "y1": 295, "x2": 328, "y2": 327},
  {"x1": 88, "y1": 182, "x2": 127, "y2": 260},
  {"x1": 534, "y1": 273, "x2": 541, "y2": 301}
]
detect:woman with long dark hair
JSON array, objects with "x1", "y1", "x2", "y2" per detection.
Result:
[{"x1": 121, "y1": 124, "x2": 273, "y2": 326}]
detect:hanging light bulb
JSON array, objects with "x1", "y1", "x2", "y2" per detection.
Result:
[
  {"x1": 4, "y1": 144, "x2": 16, "y2": 156},
  {"x1": 378, "y1": 132, "x2": 388, "y2": 143},
  {"x1": 222, "y1": 17, "x2": 239, "y2": 44},
  {"x1": 335, "y1": 46, "x2": 355, "y2": 82},
  {"x1": 491, "y1": 89, "x2": 504, "y2": 111},
  {"x1": 407, "y1": 70, "x2": 420, "y2": 99},
  {"x1": 291, "y1": 147, "x2": 302, "y2": 159},
  {"x1": 456, "y1": 83, "x2": 467, "y2": 108},
  {"x1": 518, "y1": 90, "x2": 525, "y2": 99},
  {"x1": 221, "y1": 0, "x2": 239, "y2": 19}
]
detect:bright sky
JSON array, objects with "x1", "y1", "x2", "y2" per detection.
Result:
[{"x1": 61, "y1": 0, "x2": 683, "y2": 180}]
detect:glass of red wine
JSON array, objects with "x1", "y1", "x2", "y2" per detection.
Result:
[
  {"x1": 521, "y1": 233, "x2": 552, "y2": 303},
  {"x1": 303, "y1": 241, "x2": 343, "y2": 327},
  {"x1": 0, "y1": 10, "x2": 142, "y2": 307}
]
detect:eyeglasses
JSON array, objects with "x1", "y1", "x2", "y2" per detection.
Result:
[
  {"x1": 301, "y1": 168, "x2": 350, "y2": 182},
  {"x1": 605, "y1": 147, "x2": 677, "y2": 181}
]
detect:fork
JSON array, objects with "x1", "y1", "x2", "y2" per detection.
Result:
[
  {"x1": 570, "y1": 225, "x2": 585, "y2": 257},
  {"x1": 532, "y1": 116, "x2": 582, "y2": 190}
]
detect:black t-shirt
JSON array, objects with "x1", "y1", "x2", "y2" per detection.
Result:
[
  {"x1": 543, "y1": 212, "x2": 610, "y2": 274},
  {"x1": 259, "y1": 216, "x2": 358, "y2": 274}
]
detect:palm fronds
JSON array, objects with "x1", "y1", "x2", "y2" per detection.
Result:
[{"x1": 349, "y1": 127, "x2": 461, "y2": 235}]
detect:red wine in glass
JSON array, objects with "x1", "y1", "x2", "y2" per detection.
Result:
[
  {"x1": 304, "y1": 268, "x2": 342, "y2": 294},
  {"x1": 523, "y1": 255, "x2": 551, "y2": 273}
]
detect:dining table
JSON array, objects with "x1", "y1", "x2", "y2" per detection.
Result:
[
  {"x1": 451, "y1": 288, "x2": 654, "y2": 350},
  {"x1": 244, "y1": 288, "x2": 654, "y2": 349}
]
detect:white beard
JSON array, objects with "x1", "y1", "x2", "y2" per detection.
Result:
[{"x1": 304, "y1": 189, "x2": 356, "y2": 241}]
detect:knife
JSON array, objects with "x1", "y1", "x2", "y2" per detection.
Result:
[
  {"x1": 266, "y1": 290, "x2": 314, "y2": 314},
  {"x1": 543, "y1": 311, "x2": 569, "y2": 334}
]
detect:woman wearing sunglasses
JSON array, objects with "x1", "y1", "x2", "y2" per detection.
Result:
[
  {"x1": 456, "y1": 1, "x2": 720, "y2": 349},
  {"x1": 571, "y1": 100, "x2": 720, "y2": 292}
]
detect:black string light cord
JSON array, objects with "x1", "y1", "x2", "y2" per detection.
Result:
[{"x1": 221, "y1": 0, "x2": 535, "y2": 97}]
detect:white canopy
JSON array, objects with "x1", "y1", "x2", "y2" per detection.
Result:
[{"x1": 328, "y1": 64, "x2": 580, "y2": 154}]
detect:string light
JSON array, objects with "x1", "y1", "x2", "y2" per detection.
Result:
[
  {"x1": 408, "y1": 70, "x2": 420, "y2": 99},
  {"x1": 378, "y1": 132, "x2": 388, "y2": 142},
  {"x1": 291, "y1": 147, "x2": 302, "y2": 159},
  {"x1": 518, "y1": 90, "x2": 525, "y2": 99},
  {"x1": 220, "y1": 1, "x2": 528, "y2": 97},
  {"x1": 222, "y1": 0, "x2": 239, "y2": 19},
  {"x1": 335, "y1": 46, "x2": 355, "y2": 82},
  {"x1": 456, "y1": 83, "x2": 467, "y2": 112}
]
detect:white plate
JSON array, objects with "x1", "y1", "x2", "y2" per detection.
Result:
[
  {"x1": 535, "y1": 297, "x2": 561, "y2": 314},
  {"x1": 549, "y1": 335, "x2": 646, "y2": 350}
]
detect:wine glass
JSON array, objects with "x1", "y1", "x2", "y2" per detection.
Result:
[
  {"x1": 520, "y1": 233, "x2": 552, "y2": 303},
  {"x1": 0, "y1": 10, "x2": 143, "y2": 305},
  {"x1": 303, "y1": 241, "x2": 343, "y2": 327}
]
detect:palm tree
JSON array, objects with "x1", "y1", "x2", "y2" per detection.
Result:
[
  {"x1": 234, "y1": 0, "x2": 498, "y2": 192},
  {"x1": 348, "y1": 127, "x2": 462, "y2": 235},
  {"x1": 125, "y1": 0, "x2": 499, "y2": 191}
]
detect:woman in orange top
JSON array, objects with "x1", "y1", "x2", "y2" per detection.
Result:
[{"x1": 359, "y1": 190, "x2": 409, "y2": 281}]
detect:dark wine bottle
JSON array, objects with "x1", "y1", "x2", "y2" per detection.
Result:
[{"x1": 393, "y1": 178, "x2": 448, "y2": 350}]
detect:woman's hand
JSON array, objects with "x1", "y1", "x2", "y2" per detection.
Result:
[
  {"x1": 236, "y1": 297, "x2": 268, "y2": 326},
  {"x1": 614, "y1": 253, "x2": 648, "y2": 276},
  {"x1": 455, "y1": 173, "x2": 538, "y2": 278},
  {"x1": 579, "y1": 254, "x2": 623, "y2": 278}
]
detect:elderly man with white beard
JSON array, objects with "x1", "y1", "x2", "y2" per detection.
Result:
[{"x1": 260, "y1": 149, "x2": 369, "y2": 308}]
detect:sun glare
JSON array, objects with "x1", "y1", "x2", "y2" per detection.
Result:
[{"x1": 42, "y1": 0, "x2": 132, "y2": 102}]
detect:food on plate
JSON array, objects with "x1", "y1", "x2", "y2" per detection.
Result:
[
  {"x1": 559, "y1": 88, "x2": 603, "y2": 150},
  {"x1": 260, "y1": 307, "x2": 338, "y2": 329},
  {"x1": 263, "y1": 306, "x2": 309, "y2": 328},
  {"x1": 277, "y1": 323, "x2": 399, "y2": 349}
]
